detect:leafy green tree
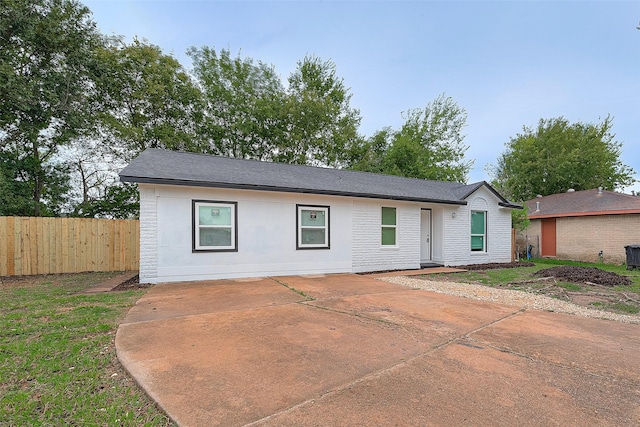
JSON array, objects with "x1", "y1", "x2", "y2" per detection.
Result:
[
  {"x1": 511, "y1": 204, "x2": 530, "y2": 231},
  {"x1": 188, "y1": 47, "x2": 285, "y2": 160},
  {"x1": 93, "y1": 38, "x2": 204, "y2": 162},
  {"x1": 0, "y1": 157, "x2": 32, "y2": 216},
  {"x1": 72, "y1": 182, "x2": 139, "y2": 219},
  {"x1": 57, "y1": 38, "x2": 203, "y2": 218},
  {"x1": 348, "y1": 94, "x2": 473, "y2": 182},
  {"x1": 490, "y1": 116, "x2": 635, "y2": 201},
  {"x1": 189, "y1": 49, "x2": 362, "y2": 166},
  {"x1": 0, "y1": 149, "x2": 71, "y2": 216},
  {"x1": 0, "y1": 0, "x2": 102, "y2": 216},
  {"x1": 278, "y1": 56, "x2": 361, "y2": 166},
  {"x1": 347, "y1": 128, "x2": 393, "y2": 174}
]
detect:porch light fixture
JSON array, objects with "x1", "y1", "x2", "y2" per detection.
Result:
[{"x1": 451, "y1": 211, "x2": 457, "y2": 219}]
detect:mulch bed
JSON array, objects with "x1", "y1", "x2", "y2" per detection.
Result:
[
  {"x1": 456, "y1": 261, "x2": 535, "y2": 270},
  {"x1": 534, "y1": 266, "x2": 632, "y2": 287}
]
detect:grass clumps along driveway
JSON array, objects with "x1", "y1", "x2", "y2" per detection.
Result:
[{"x1": 0, "y1": 272, "x2": 175, "y2": 426}]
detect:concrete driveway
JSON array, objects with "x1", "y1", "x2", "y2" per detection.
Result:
[{"x1": 116, "y1": 274, "x2": 640, "y2": 426}]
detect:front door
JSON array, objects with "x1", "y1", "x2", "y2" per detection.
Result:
[
  {"x1": 420, "y1": 209, "x2": 431, "y2": 262},
  {"x1": 541, "y1": 219, "x2": 557, "y2": 257}
]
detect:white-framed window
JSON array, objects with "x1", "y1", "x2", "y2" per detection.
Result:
[
  {"x1": 471, "y1": 210, "x2": 486, "y2": 252},
  {"x1": 297, "y1": 205, "x2": 330, "y2": 249},
  {"x1": 381, "y1": 207, "x2": 397, "y2": 246},
  {"x1": 193, "y1": 200, "x2": 238, "y2": 252}
]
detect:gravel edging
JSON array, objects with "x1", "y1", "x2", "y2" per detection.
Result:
[{"x1": 380, "y1": 276, "x2": 640, "y2": 325}]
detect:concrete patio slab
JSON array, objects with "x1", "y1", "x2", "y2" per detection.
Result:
[{"x1": 116, "y1": 273, "x2": 640, "y2": 426}]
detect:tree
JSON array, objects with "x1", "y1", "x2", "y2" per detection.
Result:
[
  {"x1": 347, "y1": 128, "x2": 393, "y2": 174},
  {"x1": 188, "y1": 47, "x2": 285, "y2": 160},
  {"x1": 189, "y1": 49, "x2": 362, "y2": 166},
  {"x1": 0, "y1": 148, "x2": 71, "y2": 216},
  {"x1": 54, "y1": 38, "x2": 204, "y2": 218},
  {"x1": 71, "y1": 182, "x2": 139, "y2": 219},
  {"x1": 511, "y1": 204, "x2": 530, "y2": 232},
  {"x1": 277, "y1": 56, "x2": 361, "y2": 167},
  {"x1": 93, "y1": 38, "x2": 204, "y2": 162},
  {"x1": 348, "y1": 94, "x2": 473, "y2": 182},
  {"x1": 53, "y1": 136, "x2": 135, "y2": 218},
  {"x1": 0, "y1": 0, "x2": 102, "y2": 216},
  {"x1": 490, "y1": 116, "x2": 635, "y2": 202}
]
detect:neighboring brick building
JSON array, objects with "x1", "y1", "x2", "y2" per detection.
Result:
[{"x1": 520, "y1": 188, "x2": 640, "y2": 264}]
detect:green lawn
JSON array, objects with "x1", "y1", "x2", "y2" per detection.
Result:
[{"x1": 0, "y1": 273, "x2": 175, "y2": 426}]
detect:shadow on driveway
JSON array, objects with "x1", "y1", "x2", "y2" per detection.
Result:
[{"x1": 116, "y1": 273, "x2": 640, "y2": 426}]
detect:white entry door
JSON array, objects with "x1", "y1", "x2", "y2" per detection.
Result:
[{"x1": 420, "y1": 209, "x2": 431, "y2": 262}]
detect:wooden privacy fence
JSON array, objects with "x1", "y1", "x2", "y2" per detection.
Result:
[{"x1": 0, "y1": 216, "x2": 139, "y2": 276}]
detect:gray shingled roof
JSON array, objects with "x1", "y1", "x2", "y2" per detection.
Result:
[{"x1": 120, "y1": 149, "x2": 518, "y2": 207}]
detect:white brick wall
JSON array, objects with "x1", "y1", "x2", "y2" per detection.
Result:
[
  {"x1": 142, "y1": 185, "x2": 354, "y2": 282},
  {"x1": 444, "y1": 187, "x2": 513, "y2": 266},
  {"x1": 138, "y1": 185, "x2": 158, "y2": 283},
  {"x1": 352, "y1": 200, "x2": 421, "y2": 272},
  {"x1": 138, "y1": 183, "x2": 515, "y2": 282},
  {"x1": 442, "y1": 204, "x2": 470, "y2": 265}
]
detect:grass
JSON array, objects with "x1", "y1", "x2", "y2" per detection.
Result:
[
  {"x1": 0, "y1": 273, "x2": 175, "y2": 426},
  {"x1": 610, "y1": 302, "x2": 640, "y2": 315}
]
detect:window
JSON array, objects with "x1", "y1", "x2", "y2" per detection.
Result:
[
  {"x1": 297, "y1": 205, "x2": 329, "y2": 249},
  {"x1": 471, "y1": 210, "x2": 486, "y2": 252},
  {"x1": 381, "y1": 207, "x2": 397, "y2": 246},
  {"x1": 193, "y1": 200, "x2": 237, "y2": 252}
]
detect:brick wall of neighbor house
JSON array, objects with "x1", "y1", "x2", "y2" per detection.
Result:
[
  {"x1": 522, "y1": 214, "x2": 640, "y2": 263},
  {"x1": 351, "y1": 200, "x2": 421, "y2": 272},
  {"x1": 556, "y1": 214, "x2": 640, "y2": 264},
  {"x1": 138, "y1": 185, "x2": 158, "y2": 283},
  {"x1": 519, "y1": 219, "x2": 542, "y2": 258}
]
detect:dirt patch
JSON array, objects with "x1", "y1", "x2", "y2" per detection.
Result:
[
  {"x1": 0, "y1": 275, "x2": 41, "y2": 289},
  {"x1": 534, "y1": 266, "x2": 632, "y2": 287},
  {"x1": 457, "y1": 262, "x2": 535, "y2": 270},
  {"x1": 111, "y1": 275, "x2": 154, "y2": 291},
  {"x1": 492, "y1": 266, "x2": 639, "y2": 315}
]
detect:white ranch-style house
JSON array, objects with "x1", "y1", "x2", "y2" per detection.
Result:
[{"x1": 120, "y1": 149, "x2": 519, "y2": 283}]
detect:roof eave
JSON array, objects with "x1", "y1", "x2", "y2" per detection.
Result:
[
  {"x1": 499, "y1": 202, "x2": 522, "y2": 209},
  {"x1": 529, "y1": 209, "x2": 640, "y2": 219},
  {"x1": 461, "y1": 181, "x2": 521, "y2": 209},
  {"x1": 120, "y1": 175, "x2": 468, "y2": 206}
]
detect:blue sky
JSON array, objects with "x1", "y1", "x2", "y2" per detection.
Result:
[{"x1": 84, "y1": 1, "x2": 640, "y2": 192}]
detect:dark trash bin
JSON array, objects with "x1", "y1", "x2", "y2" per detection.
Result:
[{"x1": 625, "y1": 245, "x2": 640, "y2": 270}]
